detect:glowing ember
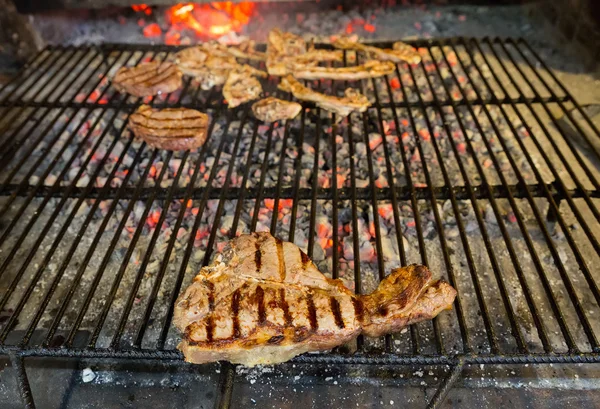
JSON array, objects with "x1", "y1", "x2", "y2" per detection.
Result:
[
  {"x1": 132, "y1": 4, "x2": 152, "y2": 15},
  {"x1": 143, "y1": 23, "x2": 162, "y2": 37}
]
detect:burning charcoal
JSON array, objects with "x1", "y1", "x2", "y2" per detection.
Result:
[
  {"x1": 484, "y1": 204, "x2": 498, "y2": 225},
  {"x1": 220, "y1": 215, "x2": 234, "y2": 234},
  {"x1": 342, "y1": 239, "x2": 355, "y2": 261},
  {"x1": 312, "y1": 241, "x2": 326, "y2": 261},
  {"x1": 465, "y1": 220, "x2": 479, "y2": 233},
  {"x1": 76, "y1": 175, "x2": 90, "y2": 188}
]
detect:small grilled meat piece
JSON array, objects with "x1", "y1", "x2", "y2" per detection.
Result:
[
  {"x1": 292, "y1": 60, "x2": 395, "y2": 80},
  {"x1": 333, "y1": 37, "x2": 421, "y2": 65},
  {"x1": 174, "y1": 232, "x2": 457, "y2": 366},
  {"x1": 128, "y1": 105, "x2": 209, "y2": 151},
  {"x1": 223, "y1": 65, "x2": 267, "y2": 108},
  {"x1": 392, "y1": 41, "x2": 422, "y2": 64},
  {"x1": 252, "y1": 97, "x2": 302, "y2": 122},
  {"x1": 278, "y1": 75, "x2": 370, "y2": 117},
  {"x1": 113, "y1": 61, "x2": 182, "y2": 97}
]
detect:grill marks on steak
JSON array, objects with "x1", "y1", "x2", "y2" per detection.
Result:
[
  {"x1": 113, "y1": 61, "x2": 183, "y2": 97},
  {"x1": 174, "y1": 232, "x2": 457, "y2": 366},
  {"x1": 128, "y1": 105, "x2": 209, "y2": 151}
]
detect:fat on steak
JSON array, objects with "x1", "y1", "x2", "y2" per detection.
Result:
[
  {"x1": 174, "y1": 232, "x2": 457, "y2": 366},
  {"x1": 128, "y1": 105, "x2": 209, "y2": 151},
  {"x1": 113, "y1": 61, "x2": 182, "y2": 97}
]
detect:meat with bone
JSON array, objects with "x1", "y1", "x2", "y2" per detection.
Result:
[
  {"x1": 128, "y1": 105, "x2": 209, "y2": 151},
  {"x1": 333, "y1": 37, "x2": 421, "y2": 65},
  {"x1": 252, "y1": 97, "x2": 302, "y2": 122},
  {"x1": 278, "y1": 75, "x2": 370, "y2": 117},
  {"x1": 266, "y1": 28, "x2": 307, "y2": 76},
  {"x1": 293, "y1": 48, "x2": 344, "y2": 64},
  {"x1": 223, "y1": 65, "x2": 268, "y2": 108},
  {"x1": 266, "y1": 29, "x2": 345, "y2": 76},
  {"x1": 113, "y1": 61, "x2": 182, "y2": 97},
  {"x1": 392, "y1": 41, "x2": 422, "y2": 64},
  {"x1": 174, "y1": 47, "x2": 239, "y2": 90},
  {"x1": 174, "y1": 232, "x2": 456, "y2": 366},
  {"x1": 292, "y1": 60, "x2": 396, "y2": 80},
  {"x1": 226, "y1": 40, "x2": 267, "y2": 61}
]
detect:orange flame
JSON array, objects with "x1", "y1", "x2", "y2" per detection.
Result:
[
  {"x1": 166, "y1": 2, "x2": 255, "y2": 39},
  {"x1": 132, "y1": 2, "x2": 255, "y2": 42}
]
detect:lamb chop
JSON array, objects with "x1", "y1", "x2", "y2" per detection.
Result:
[
  {"x1": 227, "y1": 40, "x2": 267, "y2": 61},
  {"x1": 174, "y1": 46, "x2": 209, "y2": 72},
  {"x1": 295, "y1": 48, "x2": 344, "y2": 64},
  {"x1": 333, "y1": 37, "x2": 421, "y2": 65},
  {"x1": 392, "y1": 40, "x2": 422, "y2": 64},
  {"x1": 197, "y1": 41, "x2": 267, "y2": 61},
  {"x1": 252, "y1": 97, "x2": 302, "y2": 122},
  {"x1": 174, "y1": 232, "x2": 456, "y2": 366},
  {"x1": 266, "y1": 29, "x2": 345, "y2": 76},
  {"x1": 175, "y1": 47, "x2": 239, "y2": 90},
  {"x1": 292, "y1": 60, "x2": 396, "y2": 80},
  {"x1": 266, "y1": 29, "x2": 308, "y2": 76},
  {"x1": 223, "y1": 65, "x2": 268, "y2": 108},
  {"x1": 128, "y1": 105, "x2": 209, "y2": 151},
  {"x1": 113, "y1": 61, "x2": 182, "y2": 97},
  {"x1": 278, "y1": 75, "x2": 370, "y2": 117}
]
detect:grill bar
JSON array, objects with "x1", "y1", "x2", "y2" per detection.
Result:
[
  {"x1": 0, "y1": 182, "x2": 597, "y2": 201},
  {"x1": 0, "y1": 38, "x2": 599, "y2": 408},
  {"x1": 490, "y1": 39, "x2": 600, "y2": 241},
  {"x1": 461, "y1": 40, "x2": 600, "y2": 351},
  {"x1": 9, "y1": 354, "x2": 35, "y2": 409}
]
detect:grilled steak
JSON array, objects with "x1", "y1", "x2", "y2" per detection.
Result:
[
  {"x1": 113, "y1": 61, "x2": 182, "y2": 97},
  {"x1": 252, "y1": 97, "x2": 302, "y2": 122},
  {"x1": 174, "y1": 232, "x2": 457, "y2": 366},
  {"x1": 128, "y1": 105, "x2": 209, "y2": 151},
  {"x1": 279, "y1": 75, "x2": 370, "y2": 117}
]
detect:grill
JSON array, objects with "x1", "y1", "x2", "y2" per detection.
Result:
[{"x1": 1, "y1": 37, "x2": 600, "y2": 408}]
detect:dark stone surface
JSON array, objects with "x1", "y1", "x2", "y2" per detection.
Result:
[{"x1": 1, "y1": 359, "x2": 600, "y2": 408}]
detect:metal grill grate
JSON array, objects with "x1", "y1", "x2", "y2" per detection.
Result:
[{"x1": 1, "y1": 38, "x2": 600, "y2": 408}]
